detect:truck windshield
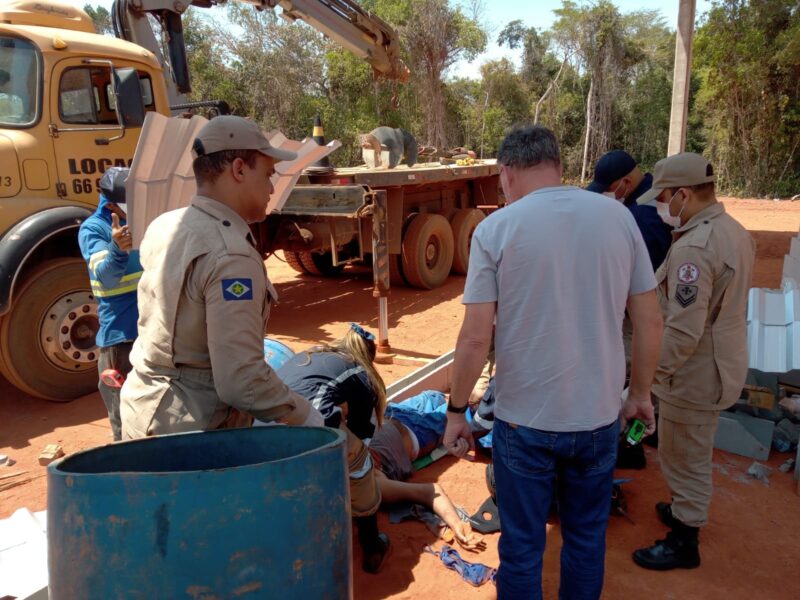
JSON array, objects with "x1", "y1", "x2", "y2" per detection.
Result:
[{"x1": 0, "y1": 36, "x2": 40, "y2": 127}]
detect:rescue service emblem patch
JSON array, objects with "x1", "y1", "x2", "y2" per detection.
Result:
[
  {"x1": 677, "y1": 262, "x2": 700, "y2": 284},
  {"x1": 675, "y1": 284, "x2": 698, "y2": 308},
  {"x1": 222, "y1": 278, "x2": 253, "y2": 301}
]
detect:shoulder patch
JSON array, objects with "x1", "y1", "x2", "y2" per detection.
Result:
[
  {"x1": 677, "y1": 262, "x2": 700, "y2": 284},
  {"x1": 675, "y1": 284, "x2": 698, "y2": 308},
  {"x1": 222, "y1": 278, "x2": 253, "y2": 301}
]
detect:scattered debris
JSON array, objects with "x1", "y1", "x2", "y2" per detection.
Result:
[
  {"x1": 779, "y1": 395, "x2": 800, "y2": 418},
  {"x1": 772, "y1": 419, "x2": 800, "y2": 452},
  {"x1": 746, "y1": 461, "x2": 773, "y2": 485},
  {"x1": 38, "y1": 444, "x2": 65, "y2": 466},
  {"x1": 0, "y1": 470, "x2": 28, "y2": 481},
  {"x1": 779, "y1": 458, "x2": 796, "y2": 473}
]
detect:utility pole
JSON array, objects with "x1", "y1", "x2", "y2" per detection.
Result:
[{"x1": 667, "y1": 0, "x2": 696, "y2": 156}]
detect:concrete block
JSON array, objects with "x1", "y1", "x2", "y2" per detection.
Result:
[{"x1": 714, "y1": 412, "x2": 774, "y2": 460}]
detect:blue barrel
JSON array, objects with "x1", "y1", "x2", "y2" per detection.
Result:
[
  {"x1": 263, "y1": 336, "x2": 296, "y2": 371},
  {"x1": 47, "y1": 427, "x2": 351, "y2": 599}
]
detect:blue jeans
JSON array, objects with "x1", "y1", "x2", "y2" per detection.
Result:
[
  {"x1": 383, "y1": 391, "x2": 449, "y2": 451},
  {"x1": 493, "y1": 417, "x2": 619, "y2": 600}
]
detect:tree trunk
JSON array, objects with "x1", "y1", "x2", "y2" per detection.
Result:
[
  {"x1": 534, "y1": 55, "x2": 569, "y2": 125},
  {"x1": 581, "y1": 77, "x2": 594, "y2": 184}
]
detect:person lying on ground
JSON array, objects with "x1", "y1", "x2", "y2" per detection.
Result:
[
  {"x1": 273, "y1": 329, "x2": 484, "y2": 552},
  {"x1": 366, "y1": 390, "x2": 486, "y2": 551}
]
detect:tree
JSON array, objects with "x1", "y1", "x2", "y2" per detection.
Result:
[
  {"x1": 552, "y1": 1, "x2": 646, "y2": 181},
  {"x1": 402, "y1": 0, "x2": 487, "y2": 149},
  {"x1": 84, "y1": 4, "x2": 113, "y2": 36},
  {"x1": 694, "y1": 0, "x2": 800, "y2": 196}
]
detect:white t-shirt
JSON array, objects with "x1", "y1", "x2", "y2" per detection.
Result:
[{"x1": 463, "y1": 186, "x2": 656, "y2": 431}]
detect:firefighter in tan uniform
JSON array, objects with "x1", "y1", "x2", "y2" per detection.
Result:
[
  {"x1": 631, "y1": 153, "x2": 755, "y2": 570},
  {"x1": 120, "y1": 116, "x2": 390, "y2": 573}
]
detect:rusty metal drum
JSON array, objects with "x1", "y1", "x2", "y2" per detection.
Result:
[{"x1": 47, "y1": 426, "x2": 350, "y2": 599}]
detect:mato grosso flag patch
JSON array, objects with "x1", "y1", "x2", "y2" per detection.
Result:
[{"x1": 222, "y1": 278, "x2": 253, "y2": 301}]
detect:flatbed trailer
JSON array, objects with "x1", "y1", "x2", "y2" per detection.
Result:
[{"x1": 251, "y1": 160, "x2": 502, "y2": 353}]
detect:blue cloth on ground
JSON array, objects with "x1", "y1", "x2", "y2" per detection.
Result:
[
  {"x1": 384, "y1": 390, "x2": 449, "y2": 451},
  {"x1": 424, "y1": 544, "x2": 497, "y2": 586}
]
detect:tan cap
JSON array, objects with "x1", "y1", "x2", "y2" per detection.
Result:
[
  {"x1": 191, "y1": 116, "x2": 297, "y2": 162},
  {"x1": 636, "y1": 152, "x2": 715, "y2": 205}
]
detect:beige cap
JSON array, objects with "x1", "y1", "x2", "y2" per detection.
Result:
[
  {"x1": 192, "y1": 116, "x2": 297, "y2": 162},
  {"x1": 636, "y1": 152, "x2": 715, "y2": 205}
]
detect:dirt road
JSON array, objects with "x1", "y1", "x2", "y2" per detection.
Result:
[{"x1": 1, "y1": 198, "x2": 799, "y2": 599}]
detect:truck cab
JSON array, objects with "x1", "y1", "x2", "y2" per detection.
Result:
[{"x1": 0, "y1": 0, "x2": 166, "y2": 399}]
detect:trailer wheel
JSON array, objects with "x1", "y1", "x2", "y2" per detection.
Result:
[
  {"x1": 450, "y1": 209, "x2": 485, "y2": 275},
  {"x1": 299, "y1": 251, "x2": 345, "y2": 277},
  {"x1": 0, "y1": 258, "x2": 99, "y2": 401},
  {"x1": 401, "y1": 214, "x2": 454, "y2": 289},
  {"x1": 389, "y1": 253, "x2": 408, "y2": 287},
  {"x1": 283, "y1": 251, "x2": 309, "y2": 274}
]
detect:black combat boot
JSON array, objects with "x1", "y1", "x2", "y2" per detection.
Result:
[
  {"x1": 655, "y1": 501, "x2": 678, "y2": 528},
  {"x1": 632, "y1": 521, "x2": 701, "y2": 570},
  {"x1": 356, "y1": 515, "x2": 391, "y2": 574}
]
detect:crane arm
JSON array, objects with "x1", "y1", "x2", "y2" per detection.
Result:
[{"x1": 111, "y1": 0, "x2": 408, "y2": 108}]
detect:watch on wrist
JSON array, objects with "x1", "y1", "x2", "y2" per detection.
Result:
[{"x1": 447, "y1": 402, "x2": 468, "y2": 414}]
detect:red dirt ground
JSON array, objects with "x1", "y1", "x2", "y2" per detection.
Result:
[{"x1": 1, "y1": 198, "x2": 799, "y2": 599}]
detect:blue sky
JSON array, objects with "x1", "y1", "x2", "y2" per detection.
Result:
[{"x1": 64, "y1": 0, "x2": 712, "y2": 78}]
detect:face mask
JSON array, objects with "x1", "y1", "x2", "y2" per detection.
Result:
[
  {"x1": 603, "y1": 181, "x2": 627, "y2": 202},
  {"x1": 116, "y1": 202, "x2": 127, "y2": 215},
  {"x1": 656, "y1": 190, "x2": 684, "y2": 228}
]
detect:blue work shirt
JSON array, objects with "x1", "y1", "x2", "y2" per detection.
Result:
[
  {"x1": 625, "y1": 173, "x2": 673, "y2": 270},
  {"x1": 78, "y1": 194, "x2": 142, "y2": 347}
]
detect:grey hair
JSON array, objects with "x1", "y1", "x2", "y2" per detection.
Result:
[{"x1": 497, "y1": 125, "x2": 561, "y2": 169}]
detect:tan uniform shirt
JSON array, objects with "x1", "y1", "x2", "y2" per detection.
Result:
[
  {"x1": 120, "y1": 195, "x2": 301, "y2": 438},
  {"x1": 653, "y1": 202, "x2": 755, "y2": 423}
]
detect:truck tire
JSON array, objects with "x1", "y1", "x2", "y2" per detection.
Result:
[
  {"x1": 389, "y1": 253, "x2": 408, "y2": 287},
  {"x1": 0, "y1": 258, "x2": 99, "y2": 401},
  {"x1": 283, "y1": 250, "x2": 309, "y2": 274},
  {"x1": 401, "y1": 214, "x2": 454, "y2": 289},
  {"x1": 450, "y1": 209, "x2": 485, "y2": 275},
  {"x1": 298, "y1": 251, "x2": 345, "y2": 277}
]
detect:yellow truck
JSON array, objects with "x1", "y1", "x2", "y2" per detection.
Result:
[
  {"x1": 0, "y1": 0, "x2": 411, "y2": 400},
  {"x1": 0, "y1": 0, "x2": 499, "y2": 402}
]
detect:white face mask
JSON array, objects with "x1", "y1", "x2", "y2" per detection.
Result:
[
  {"x1": 656, "y1": 190, "x2": 684, "y2": 228},
  {"x1": 604, "y1": 181, "x2": 627, "y2": 202},
  {"x1": 116, "y1": 202, "x2": 127, "y2": 215}
]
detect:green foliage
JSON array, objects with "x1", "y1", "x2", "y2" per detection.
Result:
[
  {"x1": 694, "y1": 0, "x2": 800, "y2": 196},
  {"x1": 172, "y1": 0, "x2": 795, "y2": 195},
  {"x1": 83, "y1": 4, "x2": 112, "y2": 36}
]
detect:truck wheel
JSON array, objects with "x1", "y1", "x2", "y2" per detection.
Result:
[
  {"x1": 401, "y1": 214, "x2": 454, "y2": 289},
  {"x1": 450, "y1": 209, "x2": 485, "y2": 275},
  {"x1": 298, "y1": 251, "x2": 345, "y2": 277},
  {"x1": 0, "y1": 258, "x2": 99, "y2": 401},
  {"x1": 283, "y1": 251, "x2": 309, "y2": 274},
  {"x1": 389, "y1": 253, "x2": 408, "y2": 287}
]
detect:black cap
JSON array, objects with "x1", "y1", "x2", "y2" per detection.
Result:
[
  {"x1": 99, "y1": 167, "x2": 129, "y2": 205},
  {"x1": 587, "y1": 150, "x2": 637, "y2": 193}
]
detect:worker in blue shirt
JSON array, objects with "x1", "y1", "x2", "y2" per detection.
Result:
[
  {"x1": 78, "y1": 167, "x2": 142, "y2": 441},
  {"x1": 588, "y1": 150, "x2": 673, "y2": 270},
  {"x1": 588, "y1": 151, "x2": 673, "y2": 469}
]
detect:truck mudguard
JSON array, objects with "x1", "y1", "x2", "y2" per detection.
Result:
[{"x1": 0, "y1": 206, "x2": 92, "y2": 314}]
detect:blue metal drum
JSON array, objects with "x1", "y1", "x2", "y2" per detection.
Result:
[
  {"x1": 47, "y1": 427, "x2": 351, "y2": 599},
  {"x1": 263, "y1": 337, "x2": 296, "y2": 371}
]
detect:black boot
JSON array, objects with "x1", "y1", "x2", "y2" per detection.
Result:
[
  {"x1": 633, "y1": 522, "x2": 701, "y2": 571},
  {"x1": 356, "y1": 515, "x2": 391, "y2": 574},
  {"x1": 616, "y1": 439, "x2": 646, "y2": 469},
  {"x1": 656, "y1": 501, "x2": 678, "y2": 528}
]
